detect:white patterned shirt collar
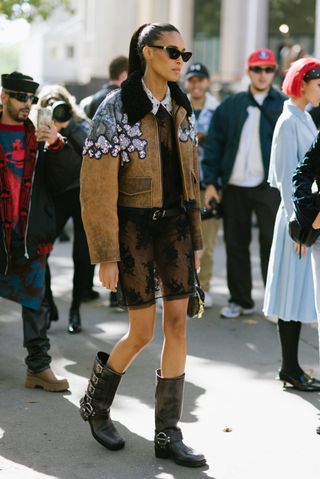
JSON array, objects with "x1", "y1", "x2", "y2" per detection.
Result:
[{"x1": 141, "y1": 78, "x2": 173, "y2": 116}]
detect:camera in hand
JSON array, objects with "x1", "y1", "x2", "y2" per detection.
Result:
[
  {"x1": 37, "y1": 100, "x2": 72, "y2": 128},
  {"x1": 201, "y1": 199, "x2": 223, "y2": 221},
  {"x1": 49, "y1": 100, "x2": 73, "y2": 122}
]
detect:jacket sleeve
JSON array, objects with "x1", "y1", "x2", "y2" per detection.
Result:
[
  {"x1": 44, "y1": 141, "x2": 82, "y2": 196},
  {"x1": 292, "y1": 132, "x2": 320, "y2": 229},
  {"x1": 188, "y1": 141, "x2": 203, "y2": 252},
  {"x1": 267, "y1": 118, "x2": 298, "y2": 222},
  {"x1": 202, "y1": 104, "x2": 225, "y2": 187},
  {"x1": 80, "y1": 102, "x2": 121, "y2": 264}
]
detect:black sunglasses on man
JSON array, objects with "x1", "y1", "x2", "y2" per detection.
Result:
[{"x1": 5, "y1": 90, "x2": 39, "y2": 104}]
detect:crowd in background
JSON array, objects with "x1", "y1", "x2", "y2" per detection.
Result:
[{"x1": 1, "y1": 37, "x2": 320, "y2": 396}]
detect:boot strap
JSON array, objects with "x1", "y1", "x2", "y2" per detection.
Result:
[
  {"x1": 80, "y1": 394, "x2": 96, "y2": 420},
  {"x1": 79, "y1": 393, "x2": 110, "y2": 420},
  {"x1": 155, "y1": 429, "x2": 183, "y2": 448}
]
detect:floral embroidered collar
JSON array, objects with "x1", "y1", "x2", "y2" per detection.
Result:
[
  {"x1": 121, "y1": 71, "x2": 192, "y2": 125},
  {"x1": 141, "y1": 79, "x2": 173, "y2": 116}
]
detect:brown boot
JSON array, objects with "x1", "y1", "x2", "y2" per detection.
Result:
[{"x1": 25, "y1": 367, "x2": 69, "y2": 392}]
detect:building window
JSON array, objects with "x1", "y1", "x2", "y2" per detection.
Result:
[{"x1": 66, "y1": 45, "x2": 75, "y2": 58}]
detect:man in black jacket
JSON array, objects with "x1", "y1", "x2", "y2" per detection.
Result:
[
  {"x1": 203, "y1": 49, "x2": 286, "y2": 318},
  {"x1": 81, "y1": 55, "x2": 128, "y2": 120},
  {"x1": 0, "y1": 71, "x2": 69, "y2": 391}
]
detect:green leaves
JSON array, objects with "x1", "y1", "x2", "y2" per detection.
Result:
[{"x1": 0, "y1": 0, "x2": 74, "y2": 23}]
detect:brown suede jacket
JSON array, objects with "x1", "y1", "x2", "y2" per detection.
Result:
[{"x1": 80, "y1": 71, "x2": 203, "y2": 264}]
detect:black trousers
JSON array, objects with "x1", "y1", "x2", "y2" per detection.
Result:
[
  {"x1": 22, "y1": 305, "x2": 51, "y2": 371},
  {"x1": 223, "y1": 183, "x2": 280, "y2": 309},
  {"x1": 45, "y1": 187, "x2": 94, "y2": 309}
]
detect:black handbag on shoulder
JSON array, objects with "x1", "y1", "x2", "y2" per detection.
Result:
[
  {"x1": 288, "y1": 213, "x2": 320, "y2": 247},
  {"x1": 187, "y1": 273, "x2": 205, "y2": 319}
]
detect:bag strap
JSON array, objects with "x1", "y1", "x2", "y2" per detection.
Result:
[
  {"x1": 195, "y1": 270, "x2": 201, "y2": 287},
  {"x1": 247, "y1": 89, "x2": 276, "y2": 129}
]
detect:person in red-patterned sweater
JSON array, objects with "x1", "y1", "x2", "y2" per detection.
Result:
[{"x1": 0, "y1": 71, "x2": 69, "y2": 392}]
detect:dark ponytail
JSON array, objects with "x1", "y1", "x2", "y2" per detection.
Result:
[
  {"x1": 128, "y1": 24, "x2": 149, "y2": 75},
  {"x1": 128, "y1": 23, "x2": 180, "y2": 75}
]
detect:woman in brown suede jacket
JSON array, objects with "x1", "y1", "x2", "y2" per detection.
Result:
[{"x1": 79, "y1": 23, "x2": 206, "y2": 468}]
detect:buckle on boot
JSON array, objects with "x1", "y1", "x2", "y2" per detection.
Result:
[
  {"x1": 88, "y1": 383, "x2": 96, "y2": 395},
  {"x1": 95, "y1": 362, "x2": 104, "y2": 375},
  {"x1": 80, "y1": 397, "x2": 94, "y2": 420},
  {"x1": 155, "y1": 431, "x2": 170, "y2": 448},
  {"x1": 91, "y1": 373, "x2": 99, "y2": 385}
]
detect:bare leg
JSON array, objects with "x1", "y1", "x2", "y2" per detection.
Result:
[
  {"x1": 107, "y1": 304, "x2": 156, "y2": 373},
  {"x1": 160, "y1": 298, "x2": 188, "y2": 378}
]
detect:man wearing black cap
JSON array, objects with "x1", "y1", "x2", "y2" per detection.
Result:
[
  {"x1": 0, "y1": 71, "x2": 69, "y2": 391},
  {"x1": 184, "y1": 63, "x2": 220, "y2": 308}
]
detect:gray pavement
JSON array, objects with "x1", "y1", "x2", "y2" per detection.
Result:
[{"x1": 1, "y1": 226, "x2": 320, "y2": 479}]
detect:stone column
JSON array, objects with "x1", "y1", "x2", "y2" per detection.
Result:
[
  {"x1": 314, "y1": 0, "x2": 320, "y2": 57},
  {"x1": 219, "y1": 0, "x2": 246, "y2": 81},
  {"x1": 219, "y1": 0, "x2": 269, "y2": 82},
  {"x1": 242, "y1": 0, "x2": 269, "y2": 71},
  {"x1": 137, "y1": 0, "x2": 154, "y2": 24},
  {"x1": 169, "y1": 0, "x2": 194, "y2": 49}
]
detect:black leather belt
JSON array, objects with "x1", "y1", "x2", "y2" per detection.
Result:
[
  {"x1": 151, "y1": 207, "x2": 185, "y2": 220},
  {"x1": 118, "y1": 206, "x2": 186, "y2": 221}
]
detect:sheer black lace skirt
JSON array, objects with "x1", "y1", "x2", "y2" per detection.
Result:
[{"x1": 117, "y1": 209, "x2": 195, "y2": 309}]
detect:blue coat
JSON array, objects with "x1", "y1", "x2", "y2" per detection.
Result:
[{"x1": 263, "y1": 100, "x2": 318, "y2": 322}]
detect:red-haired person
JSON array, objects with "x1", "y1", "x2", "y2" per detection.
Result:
[{"x1": 264, "y1": 57, "x2": 320, "y2": 391}]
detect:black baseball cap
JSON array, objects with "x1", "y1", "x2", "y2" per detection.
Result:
[{"x1": 185, "y1": 63, "x2": 210, "y2": 80}]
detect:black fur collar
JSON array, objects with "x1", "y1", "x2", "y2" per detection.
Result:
[{"x1": 121, "y1": 71, "x2": 192, "y2": 125}]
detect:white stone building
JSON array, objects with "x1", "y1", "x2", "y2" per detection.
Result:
[{"x1": 18, "y1": 0, "x2": 320, "y2": 89}]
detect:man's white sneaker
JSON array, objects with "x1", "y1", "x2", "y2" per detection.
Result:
[
  {"x1": 220, "y1": 302, "x2": 254, "y2": 319},
  {"x1": 204, "y1": 292, "x2": 214, "y2": 308}
]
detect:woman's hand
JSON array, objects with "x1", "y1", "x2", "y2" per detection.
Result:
[
  {"x1": 194, "y1": 251, "x2": 200, "y2": 273},
  {"x1": 36, "y1": 120, "x2": 59, "y2": 145},
  {"x1": 312, "y1": 212, "x2": 320, "y2": 229},
  {"x1": 99, "y1": 262, "x2": 119, "y2": 292},
  {"x1": 204, "y1": 184, "x2": 221, "y2": 208},
  {"x1": 293, "y1": 242, "x2": 307, "y2": 257}
]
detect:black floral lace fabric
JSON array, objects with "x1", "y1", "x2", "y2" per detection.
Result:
[{"x1": 117, "y1": 211, "x2": 195, "y2": 308}]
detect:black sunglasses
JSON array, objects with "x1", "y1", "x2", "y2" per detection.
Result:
[
  {"x1": 6, "y1": 90, "x2": 39, "y2": 104},
  {"x1": 149, "y1": 45, "x2": 192, "y2": 63},
  {"x1": 249, "y1": 66, "x2": 276, "y2": 74}
]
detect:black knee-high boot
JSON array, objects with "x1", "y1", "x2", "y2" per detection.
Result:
[
  {"x1": 278, "y1": 319, "x2": 320, "y2": 391},
  {"x1": 80, "y1": 352, "x2": 125, "y2": 450},
  {"x1": 278, "y1": 318, "x2": 303, "y2": 377},
  {"x1": 154, "y1": 369, "x2": 206, "y2": 467}
]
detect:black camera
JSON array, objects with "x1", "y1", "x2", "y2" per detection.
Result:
[
  {"x1": 49, "y1": 100, "x2": 73, "y2": 122},
  {"x1": 201, "y1": 199, "x2": 223, "y2": 221}
]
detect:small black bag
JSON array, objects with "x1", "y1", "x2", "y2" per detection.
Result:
[
  {"x1": 288, "y1": 213, "x2": 320, "y2": 247},
  {"x1": 187, "y1": 273, "x2": 205, "y2": 319}
]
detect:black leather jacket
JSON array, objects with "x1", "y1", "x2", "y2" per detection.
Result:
[
  {"x1": 292, "y1": 131, "x2": 320, "y2": 229},
  {"x1": 45, "y1": 118, "x2": 90, "y2": 196}
]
